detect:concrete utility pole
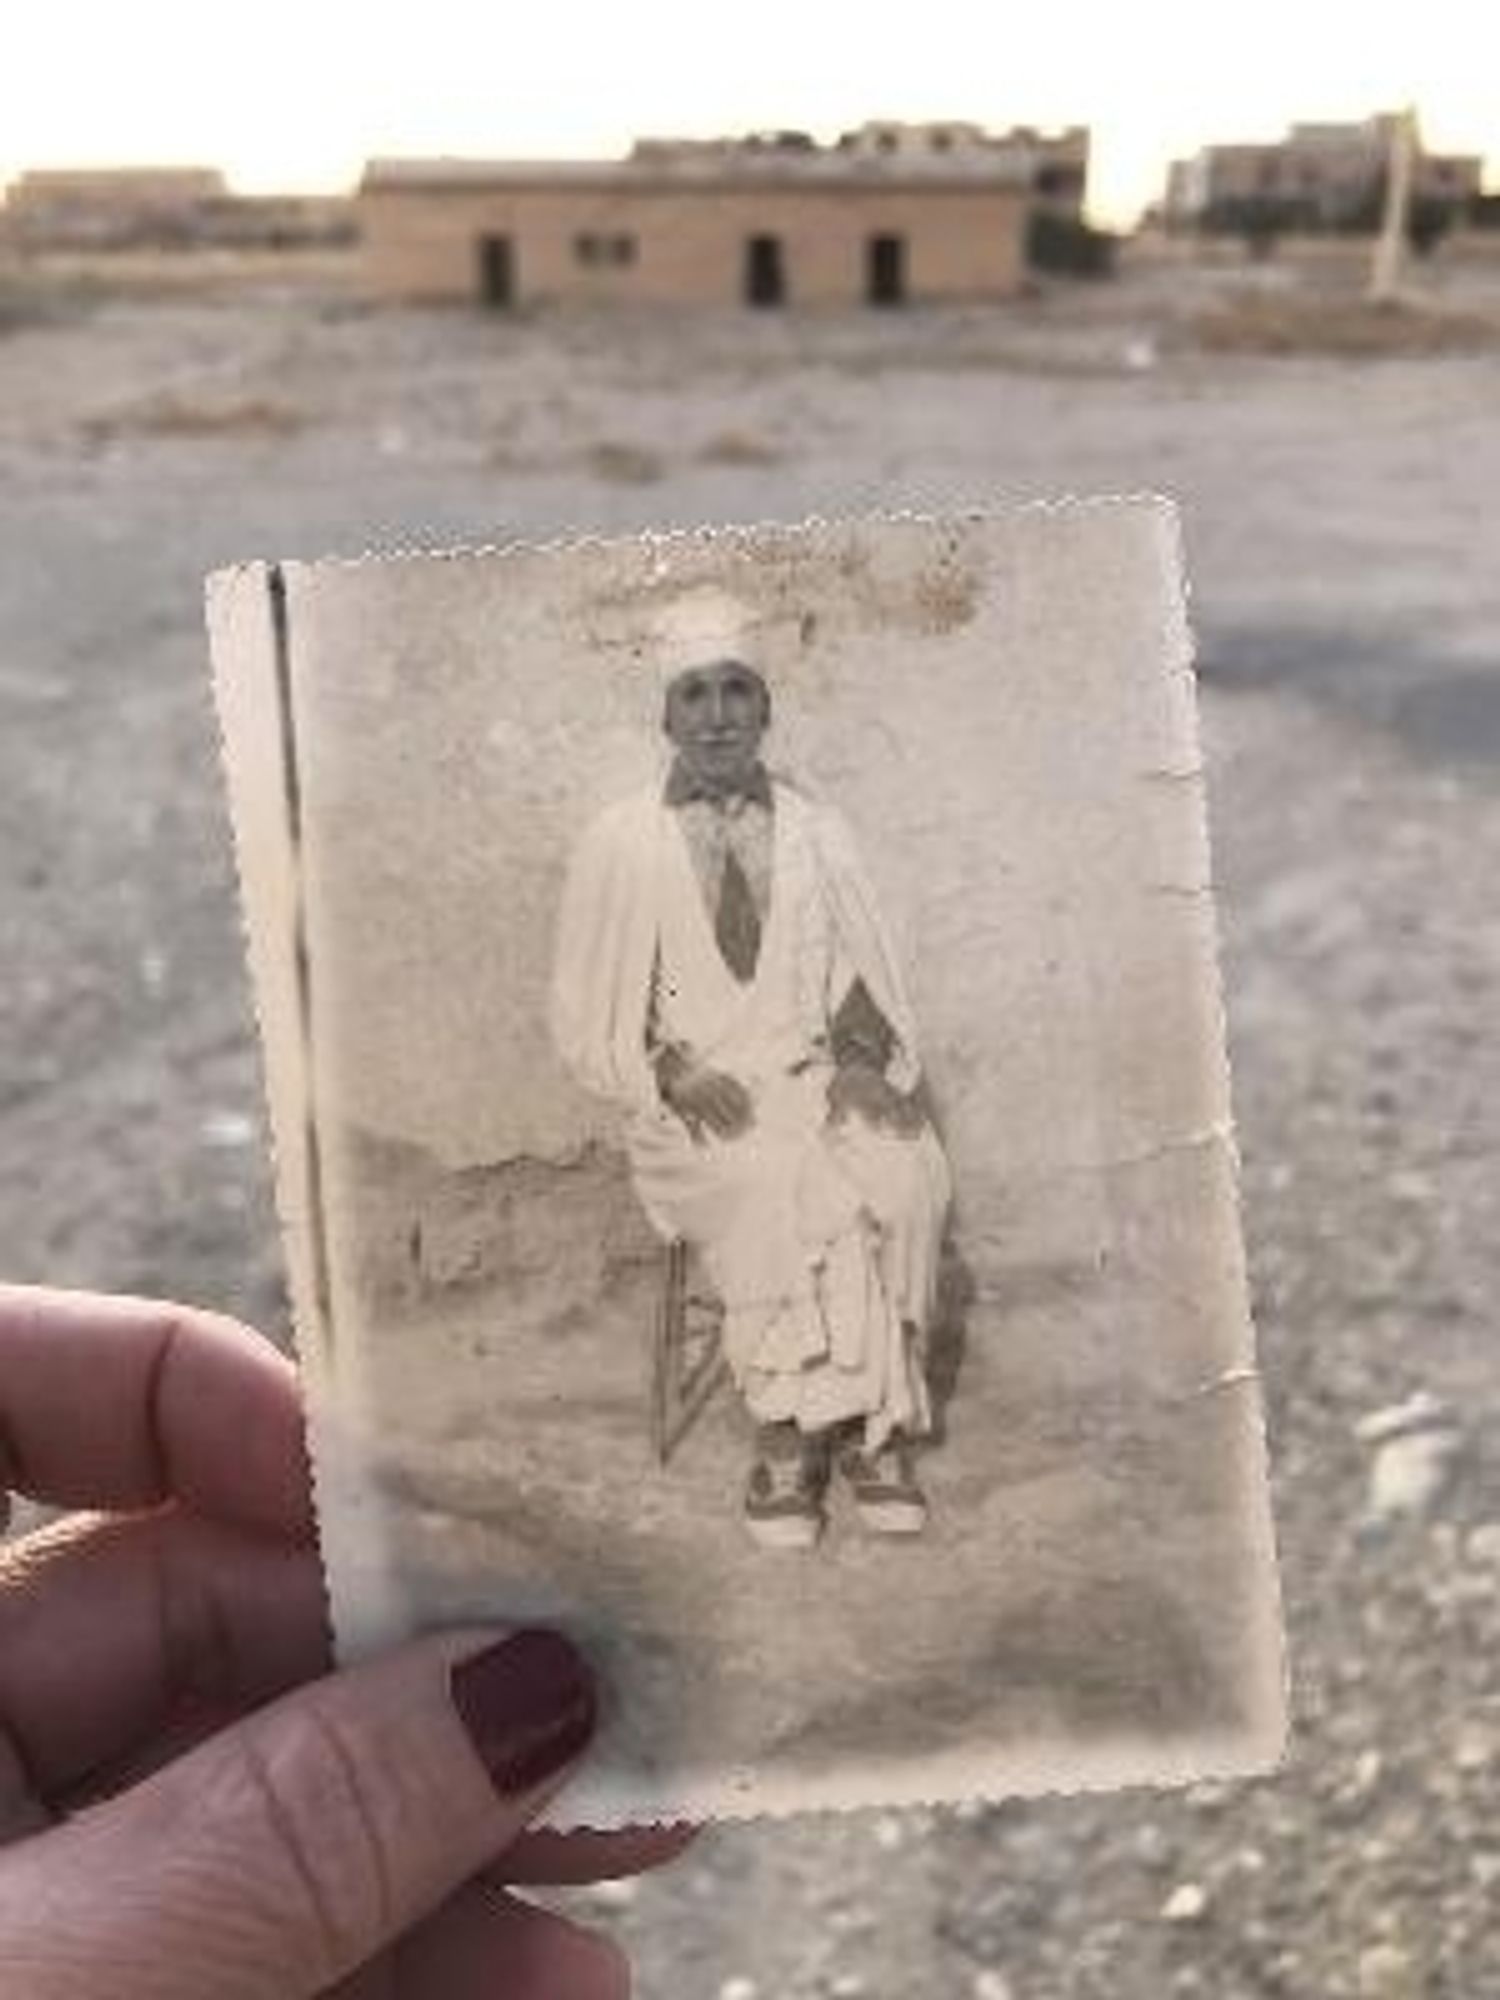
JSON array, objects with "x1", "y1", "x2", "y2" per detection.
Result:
[{"x1": 1369, "y1": 105, "x2": 1419, "y2": 303}]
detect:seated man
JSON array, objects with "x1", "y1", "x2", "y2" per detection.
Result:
[{"x1": 550, "y1": 592, "x2": 951, "y2": 1550}]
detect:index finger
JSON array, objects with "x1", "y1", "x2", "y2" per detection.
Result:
[{"x1": 0, "y1": 1286, "x2": 312, "y2": 1538}]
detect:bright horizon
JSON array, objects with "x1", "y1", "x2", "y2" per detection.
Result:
[{"x1": 1, "y1": 0, "x2": 1495, "y2": 228}]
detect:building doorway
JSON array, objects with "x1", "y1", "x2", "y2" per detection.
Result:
[
  {"x1": 744, "y1": 234, "x2": 786, "y2": 307},
  {"x1": 866, "y1": 233, "x2": 907, "y2": 306},
  {"x1": 477, "y1": 234, "x2": 515, "y2": 307}
]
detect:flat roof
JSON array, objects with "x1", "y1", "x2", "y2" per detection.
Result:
[{"x1": 360, "y1": 155, "x2": 1034, "y2": 195}]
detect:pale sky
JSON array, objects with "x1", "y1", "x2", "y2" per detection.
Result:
[{"x1": 1, "y1": 0, "x2": 1494, "y2": 225}]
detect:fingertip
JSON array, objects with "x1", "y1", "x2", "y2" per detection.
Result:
[{"x1": 450, "y1": 1628, "x2": 598, "y2": 1802}]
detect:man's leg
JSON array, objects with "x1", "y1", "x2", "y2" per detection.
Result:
[
  {"x1": 831, "y1": 1415, "x2": 929, "y2": 1536},
  {"x1": 819, "y1": 1120, "x2": 951, "y2": 1533},
  {"x1": 742, "y1": 1418, "x2": 833, "y2": 1552},
  {"x1": 831, "y1": 1120, "x2": 951, "y2": 1334}
]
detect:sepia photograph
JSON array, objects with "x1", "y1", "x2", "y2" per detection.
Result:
[{"x1": 210, "y1": 503, "x2": 1284, "y2": 1826}]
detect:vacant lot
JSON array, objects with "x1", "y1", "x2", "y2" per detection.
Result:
[{"x1": 1, "y1": 245, "x2": 1498, "y2": 1997}]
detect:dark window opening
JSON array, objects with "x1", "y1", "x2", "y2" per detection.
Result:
[
  {"x1": 1036, "y1": 163, "x2": 1085, "y2": 197},
  {"x1": 866, "y1": 232, "x2": 906, "y2": 306},
  {"x1": 574, "y1": 231, "x2": 637, "y2": 268},
  {"x1": 744, "y1": 233, "x2": 786, "y2": 306},
  {"x1": 477, "y1": 233, "x2": 514, "y2": 307}
]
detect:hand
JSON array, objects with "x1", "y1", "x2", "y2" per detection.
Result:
[
  {"x1": 0, "y1": 1286, "x2": 692, "y2": 1998},
  {"x1": 827, "y1": 1063, "x2": 927, "y2": 1137},
  {"x1": 658, "y1": 1054, "x2": 754, "y2": 1141}
]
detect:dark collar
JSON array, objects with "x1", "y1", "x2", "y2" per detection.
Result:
[{"x1": 663, "y1": 760, "x2": 773, "y2": 810}]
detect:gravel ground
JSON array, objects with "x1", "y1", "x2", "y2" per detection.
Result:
[{"x1": 1, "y1": 248, "x2": 1497, "y2": 1997}]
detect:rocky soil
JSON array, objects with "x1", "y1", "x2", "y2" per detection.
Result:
[{"x1": 1, "y1": 247, "x2": 1497, "y2": 1996}]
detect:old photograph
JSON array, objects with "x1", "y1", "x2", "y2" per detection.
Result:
[{"x1": 208, "y1": 503, "x2": 1285, "y2": 1825}]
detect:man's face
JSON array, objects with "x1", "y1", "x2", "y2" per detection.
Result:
[{"x1": 664, "y1": 660, "x2": 769, "y2": 790}]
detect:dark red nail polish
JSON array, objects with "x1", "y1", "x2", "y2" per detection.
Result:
[{"x1": 451, "y1": 1629, "x2": 598, "y2": 1797}]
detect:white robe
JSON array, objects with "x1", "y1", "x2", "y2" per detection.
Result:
[{"x1": 551, "y1": 779, "x2": 950, "y2": 1446}]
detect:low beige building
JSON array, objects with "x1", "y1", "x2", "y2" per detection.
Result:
[{"x1": 359, "y1": 129, "x2": 1041, "y2": 308}]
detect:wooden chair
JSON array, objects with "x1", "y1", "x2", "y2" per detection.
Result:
[{"x1": 651, "y1": 1237, "x2": 728, "y2": 1465}]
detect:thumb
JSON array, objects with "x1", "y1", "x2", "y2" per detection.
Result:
[{"x1": 0, "y1": 1626, "x2": 597, "y2": 2000}]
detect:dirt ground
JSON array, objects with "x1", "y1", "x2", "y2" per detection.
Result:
[{"x1": 2, "y1": 242, "x2": 1499, "y2": 1996}]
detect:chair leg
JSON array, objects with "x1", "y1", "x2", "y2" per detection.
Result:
[{"x1": 652, "y1": 1236, "x2": 689, "y2": 1465}]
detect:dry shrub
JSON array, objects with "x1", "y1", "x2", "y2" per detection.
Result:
[
  {"x1": 585, "y1": 439, "x2": 666, "y2": 483},
  {"x1": 696, "y1": 429, "x2": 783, "y2": 467},
  {"x1": 81, "y1": 393, "x2": 308, "y2": 444},
  {"x1": 1193, "y1": 291, "x2": 1497, "y2": 358},
  {"x1": 0, "y1": 260, "x2": 102, "y2": 335}
]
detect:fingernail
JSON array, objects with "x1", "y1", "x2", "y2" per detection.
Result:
[{"x1": 450, "y1": 1629, "x2": 598, "y2": 1798}]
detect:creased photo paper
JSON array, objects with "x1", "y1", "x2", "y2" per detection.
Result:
[{"x1": 207, "y1": 502, "x2": 1285, "y2": 1827}]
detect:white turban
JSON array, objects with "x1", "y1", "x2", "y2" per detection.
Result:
[{"x1": 650, "y1": 585, "x2": 770, "y2": 693}]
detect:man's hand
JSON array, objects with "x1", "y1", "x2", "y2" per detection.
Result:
[
  {"x1": 657, "y1": 1051, "x2": 755, "y2": 1141},
  {"x1": 827, "y1": 1063, "x2": 926, "y2": 1137},
  {"x1": 0, "y1": 1286, "x2": 691, "y2": 1999}
]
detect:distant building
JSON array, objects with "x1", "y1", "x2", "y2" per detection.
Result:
[
  {"x1": 1163, "y1": 115, "x2": 1483, "y2": 233},
  {"x1": 1, "y1": 167, "x2": 355, "y2": 252},
  {"x1": 357, "y1": 122, "x2": 1084, "y2": 309},
  {"x1": 188, "y1": 194, "x2": 357, "y2": 252},
  {"x1": 3, "y1": 167, "x2": 228, "y2": 247}
]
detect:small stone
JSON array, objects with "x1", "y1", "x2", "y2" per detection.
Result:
[
  {"x1": 1364, "y1": 1429, "x2": 1460, "y2": 1525},
  {"x1": 719, "y1": 1980, "x2": 758, "y2": 2000},
  {"x1": 1186, "y1": 1780, "x2": 1228, "y2": 1811},
  {"x1": 1357, "y1": 1942, "x2": 1423, "y2": 2000},
  {"x1": 201, "y1": 1109, "x2": 256, "y2": 1149},
  {"x1": 829, "y1": 1976, "x2": 866, "y2": 1999},
  {"x1": 972, "y1": 1973, "x2": 1015, "y2": 2000},
  {"x1": 1350, "y1": 1749, "x2": 1384, "y2": 1796},
  {"x1": 1464, "y1": 1522, "x2": 1500, "y2": 1567},
  {"x1": 1161, "y1": 1882, "x2": 1209, "y2": 1924},
  {"x1": 1454, "y1": 1726, "x2": 1495, "y2": 1773},
  {"x1": 1355, "y1": 1392, "x2": 1452, "y2": 1446},
  {"x1": 871, "y1": 1814, "x2": 905, "y2": 1851}
]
